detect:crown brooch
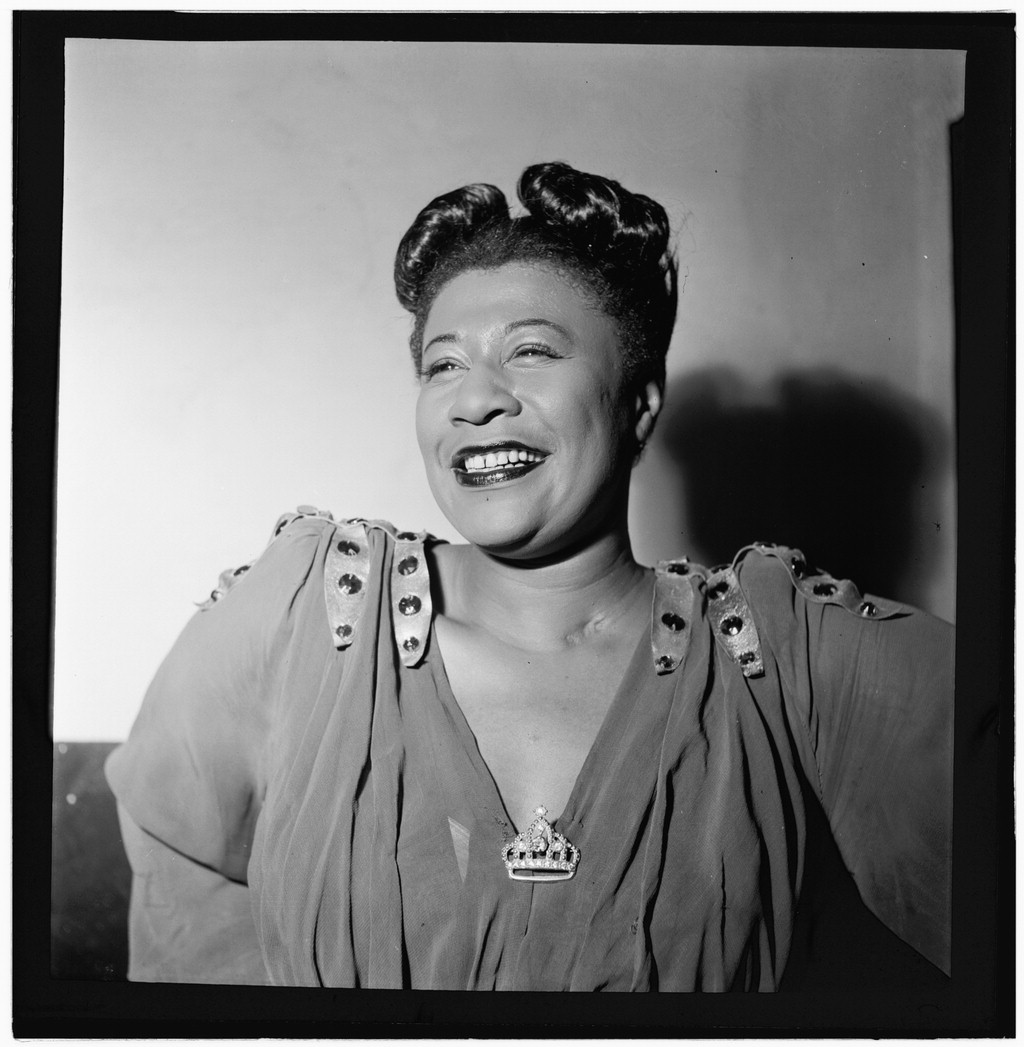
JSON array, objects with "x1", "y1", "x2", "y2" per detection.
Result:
[{"x1": 501, "y1": 806, "x2": 580, "y2": 882}]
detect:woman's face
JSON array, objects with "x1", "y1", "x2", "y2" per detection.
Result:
[{"x1": 415, "y1": 262, "x2": 657, "y2": 559}]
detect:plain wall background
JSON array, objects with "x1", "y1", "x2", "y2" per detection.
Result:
[{"x1": 56, "y1": 41, "x2": 964, "y2": 741}]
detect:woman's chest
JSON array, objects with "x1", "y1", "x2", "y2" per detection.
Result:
[{"x1": 434, "y1": 621, "x2": 637, "y2": 831}]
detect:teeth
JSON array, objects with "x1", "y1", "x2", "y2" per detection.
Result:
[{"x1": 459, "y1": 448, "x2": 543, "y2": 472}]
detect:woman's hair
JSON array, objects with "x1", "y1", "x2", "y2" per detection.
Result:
[{"x1": 394, "y1": 161, "x2": 678, "y2": 388}]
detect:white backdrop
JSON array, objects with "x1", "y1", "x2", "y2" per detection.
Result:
[{"x1": 56, "y1": 41, "x2": 964, "y2": 740}]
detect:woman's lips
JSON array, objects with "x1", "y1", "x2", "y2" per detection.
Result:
[
  {"x1": 454, "y1": 458, "x2": 544, "y2": 487},
  {"x1": 451, "y1": 445, "x2": 548, "y2": 487}
]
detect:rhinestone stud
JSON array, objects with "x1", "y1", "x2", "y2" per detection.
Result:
[
  {"x1": 661, "y1": 612, "x2": 686, "y2": 632},
  {"x1": 720, "y1": 615, "x2": 744, "y2": 637},
  {"x1": 655, "y1": 654, "x2": 675, "y2": 671},
  {"x1": 858, "y1": 601, "x2": 877, "y2": 617},
  {"x1": 338, "y1": 573, "x2": 362, "y2": 595},
  {"x1": 337, "y1": 540, "x2": 359, "y2": 556},
  {"x1": 396, "y1": 531, "x2": 418, "y2": 541},
  {"x1": 398, "y1": 595, "x2": 422, "y2": 616},
  {"x1": 813, "y1": 582, "x2": 837, "y2": 597},
  {"x1": 402, "y1": 636, "x2": 419, "y2": 652},
  {"x1": 397, "y1": 556, "x2": 418, "y2": 576},
  {"x1": 335, "y1": 623, "x2": 353, "y2": 639}
]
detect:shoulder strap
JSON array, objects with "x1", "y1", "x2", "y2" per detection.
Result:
[
  {"x1": 323, "y1": 518, "x2": 373, "y2": 650},
  {"x1": 387, "y1": 528, "x2": 432, "y2": 667},
  {"x1": 703, "y1": 564, "x2": 765, "y2": 678},
  {"x1": 323, "y1": 517, "x2": 432, "y2": 668},
  {"x1": 651, "y1": 559, "x2": 698, "y2": 676}
]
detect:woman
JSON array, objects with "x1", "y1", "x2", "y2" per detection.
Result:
[{"x1": 105, "y1": 161, "x2": 952, "y2": 990}]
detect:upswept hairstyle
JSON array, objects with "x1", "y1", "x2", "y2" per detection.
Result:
[{"x1": 394, "y1": 161, "x2": 678, "y2": 389}]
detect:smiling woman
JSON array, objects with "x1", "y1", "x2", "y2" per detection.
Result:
[
  {"x1": 416, "y1": 265, "x2": 651, "y2": 559},
  {"x1": 104, "y1": 161, "x2": 953, "y2": 991}
]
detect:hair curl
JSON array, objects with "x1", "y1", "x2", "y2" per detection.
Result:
[{"x1": 394, "y1": 161, "x2": 678, "y2": 388}]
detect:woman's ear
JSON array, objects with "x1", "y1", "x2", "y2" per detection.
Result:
[{"x1": 634, "y1": 379, "x2": 663, "y2": 448}]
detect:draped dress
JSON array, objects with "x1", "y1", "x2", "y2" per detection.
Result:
[{"x1": 105, "y1": 507, "x2": 953, "y2": 990}]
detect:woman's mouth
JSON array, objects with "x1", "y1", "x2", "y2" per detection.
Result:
[{"x1": 451, "y1": 445, "x2": 548, "y2": 487}]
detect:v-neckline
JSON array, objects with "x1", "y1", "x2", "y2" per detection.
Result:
[{"x1": 427, "y1": 614, "x2": 653, "y2": 836}]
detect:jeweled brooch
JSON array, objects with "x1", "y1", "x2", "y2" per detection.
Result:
[{"x1": 501, "y1": 806, "x2": 580, "y2": 882}]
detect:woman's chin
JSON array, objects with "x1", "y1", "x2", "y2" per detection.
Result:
[
  {"x1": 442, "y1": 508, "x2": 604, "y2": 565},
  {"x1": 430, "y1": 472, "x2": 622, "y2": 562},
  {"x1": 446, "y1": 516, "x2": 541, "y2": 557},
  {"x1": 432, "y1": 495, "x2": 543, "y2": 556}
]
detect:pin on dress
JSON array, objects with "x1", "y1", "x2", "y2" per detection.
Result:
[{"x1": 502, "y1": 806, "x2": 581, "y2": 882}]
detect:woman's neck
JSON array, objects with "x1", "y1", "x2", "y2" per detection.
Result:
[{"x1": 442, "y1": 530, "x2": 651, "y2": 652}]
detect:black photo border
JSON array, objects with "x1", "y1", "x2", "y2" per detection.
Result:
[{"x1": 13, "y1": 10, "x2": 1014, "y2": 1037}]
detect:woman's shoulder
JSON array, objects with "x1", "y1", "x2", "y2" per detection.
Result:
[
  {"x1": 727, "y1": 541, "x2": 906, "y2": 621},
  {"x1": 651, "y1": 541, "x2": 914, "y2": 682},
  {"x1": 200, "y1": 505, "x2": 438, "y2": 602},
  {"x1": 195, "y1": 505, "x2": 336, "y2": 610},
  {"x1": 197, "y1": 506, "x2": 440, "y2": 668}
]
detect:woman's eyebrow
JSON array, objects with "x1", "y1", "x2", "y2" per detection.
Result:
[
  {"x1": 422, "y1": 332, "x2": 459, "y2": 354},
  {"x1": 504, "y1": 318, "x2": 571, "y2": 339}
]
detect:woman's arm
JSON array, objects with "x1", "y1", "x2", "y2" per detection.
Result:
[
  {"x1": 117, "y1": 804, "x2": 271, "y2": 984},
  {"x1": 104, "y1": 513, "x2": 331, "y2": 982},
  {"x1": 738, "y1": 547, "x2": 953, "y2": 974},
  {"x1": 805, "y1": 596, "x2": 953, "y2": 974}
]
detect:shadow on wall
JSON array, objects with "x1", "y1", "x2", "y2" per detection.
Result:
[{"x1": 654, "y1": 365, "x2": 950, "y2": 609}]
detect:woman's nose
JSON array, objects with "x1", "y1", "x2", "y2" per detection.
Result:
[{"x1": 448, "y1": 362, "x2": 521, "y2": 425}]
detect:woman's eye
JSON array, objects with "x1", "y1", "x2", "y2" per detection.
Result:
[
  {"x1": 419, "y1": 359, "x2": 461, "y2": 381},
  {"x1": 512, "y1": 344, "x2": 557, "y2": 361}
]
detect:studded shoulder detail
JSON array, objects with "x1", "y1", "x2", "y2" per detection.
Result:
[
  {"x1": 652, "y1": 541, "x2": 906, "y2": 681},
  {"x1": 321, "y1": 517, "x2": 433, "y2": 668},
  {"x1": 703, "y1": 563, "x2": 765, "y2": 678},
  {"x1": 323, "y1": 518, "x2": 372, "y2": 651},
  {"x1": 739, "y1": 541, "x2": 905, "y2": 622},
  {"x1": 200, "y1": 505, "x2": 433, "y2": 668},
  {"x1": 387, "y1": 528, "x2": 432, "y2": 666},
  {"x1": 651, "y1": 558, "x2": 698, "y2": 676},
  {"x1": 197, "y1": 560, "x2": 257, "y2": 610},
  {"x1": 652, "y1": 556, "x2": 765, "y2": 679}
]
